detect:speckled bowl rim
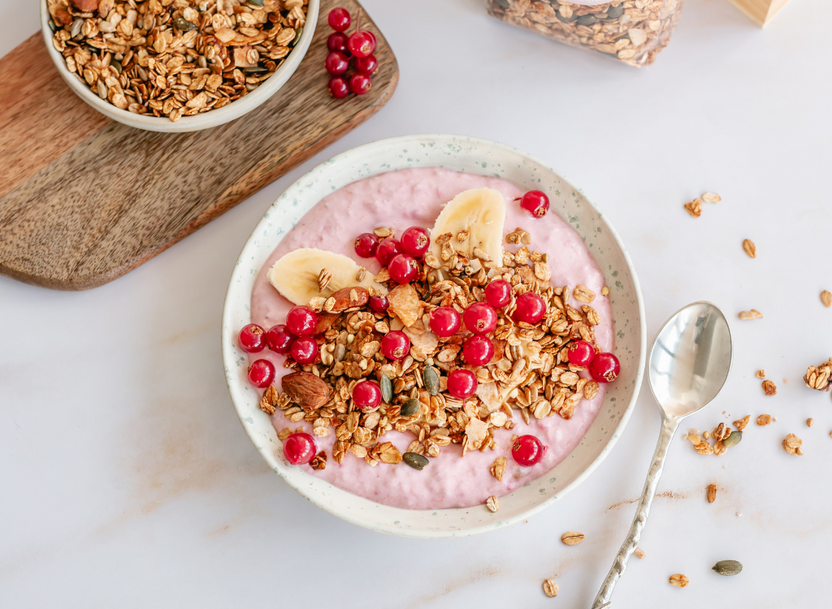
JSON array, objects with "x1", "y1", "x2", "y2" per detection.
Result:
[
  {"x1": 40, "y1": 0, "x2": 319, "y2": 133},
  {"x1": 222, "y1": 134, "x2": 647, "y2": 537}
]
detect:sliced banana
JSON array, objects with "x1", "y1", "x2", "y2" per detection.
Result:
[
  {"x1": 268, "y1": 248, "x2": 386, "y2": 306},
  {"x1": 428, "y1": 188, "x2": 505, "y2": 266}
]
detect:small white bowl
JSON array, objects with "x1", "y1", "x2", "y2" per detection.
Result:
[
  {"x1": 222, "y1": 134, "x2": 646, "y2": 537},
  {"x1": 40, "y1": 0, "x2": 318, "y2": 133}
]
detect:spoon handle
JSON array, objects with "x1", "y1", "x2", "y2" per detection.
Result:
[{"x1": 591, "y1": 415, "x2": 681, "y2": 609}]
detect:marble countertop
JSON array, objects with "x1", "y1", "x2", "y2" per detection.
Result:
[{"x1": 2, "y1": 0, "x2": 831, "y2": 606}]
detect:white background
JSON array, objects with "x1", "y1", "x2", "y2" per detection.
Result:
[{"x1": 2, "y1": 0, "x2": 831, "y2": 607}]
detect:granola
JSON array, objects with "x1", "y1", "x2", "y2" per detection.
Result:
[{"x1": 803, "y1": 358, "x2": 832, "y2": 391}]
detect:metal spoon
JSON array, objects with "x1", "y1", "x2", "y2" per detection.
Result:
[{"x1": 592, "y1": 301, "x2": 733, "y2": 608}]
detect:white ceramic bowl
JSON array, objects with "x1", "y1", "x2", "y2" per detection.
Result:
[
  {"x1": 222, "y1": 134, "x2": 646, "y2": 537},
  {"x1": 40, "y1": 0, "x2": 318, "y2": 132}
]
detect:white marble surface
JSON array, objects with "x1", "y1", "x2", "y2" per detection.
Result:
[{"x1": 2, "y1": 0, "x2": 831, "y2": 606}]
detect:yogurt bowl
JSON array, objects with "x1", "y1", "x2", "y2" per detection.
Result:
[{"x1": 222, "y1": 134, "x2": 646, "y2": 537}]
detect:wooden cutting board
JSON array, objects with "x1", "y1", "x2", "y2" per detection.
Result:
[{"x1": 0, "y1": 0, "x2": 397, "y2": 291}]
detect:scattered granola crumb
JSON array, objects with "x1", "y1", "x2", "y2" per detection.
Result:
[
  {"x1": 684, "y1": 199, "x2": 702, "y2": 218},
  {"x1": 733, "y1": 415, "x2": 750, "y2": 431},
  {"x1": 542, "y1": 578, "x2": 559, "y2": 598},
  {"x1": 804, "y1": 358, "x2": 832, "y2": 391},
  {"x1": 694, "y1": 440, "x2": 713, "y2": 455},
  {"x1": 634, "y1": 547, "x2": 646, "y2": 559},
  {"x1": 669, "y1": 573, "x2": 689, "y2": 588},
  {"x1": 707, "y1": 483, "x2": 717, "y2": 504},
  {"x1": 489, "y1": 457, "x2": 507, "y2": 482},
  {"x1": 755, "y1": 369, "x2": 766, "y2": 379},
  {"x1": 310, "y1": 451, "x2": 327, "y2": 471},
  {"x1": 807, "y1": 418, "x2": 814, "y2": 427},
  {"x1": 601, "y1": 286, "x2": 610, "y2": 296},
  {"x1": 762, "y1": 380, "x2": 777, "y2": 396},
  {"x1": 703, "y1": 431, "x2": 711, "y2": 440},
  {"x1": 783, "y1": 434, "x2": 803, "y2": 456},
  {"x1": 561, "y1": 532, "x2": 585, "y2": 546},
  {"x1": 486, "y1": 495, "x2": 500, "y2": 513},
  {"x1": 822, "y1": 290, "x2": 832, "y2": 308},
  {"x1": 738, "y1": 309, "x2": 763, "y2": 320},
  {"x1": 742, "y1": 239, "x2": 757, "y2": 258},
  {"x1": 701, "y1": 192, "x2": 721, "y2": 203},
  {"x1": 757, "y1": 414, "x2": 772, "y2": 426}
]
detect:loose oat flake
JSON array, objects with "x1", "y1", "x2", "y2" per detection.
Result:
[
  {"x1": 542, "y1": 578, "x2": 558, "y2": 598},
  {"x1": 783, "y1": 434, "x2": 803, "y2": 456},
  {"x1": 707, "y1": 483, "x2": 717, "y2": 503},
  {"x1": 804, "y1": 358, "x2": 832, "y2": 391},
  {"x1": 822, "y1": 291, "x2": 832, "y2": 308},
  {"x1": 486, "y1": 495, "x2": 500, "y2": 513},
  {"x1": 742, "y1": 239, "x2": 757, "y2": 258},
  {"x1": 684, "y1": 199, "x2": 702, "y2": 218},
  {"x1": 738, "y1": 310, "x2": 763, "y2": 320},
  {"x1": 762, "y1": 380, "x2": 777, "y2": 396},
  {"x1": 701, "y1": 192, "x2": 721, "y2": 203},
  {"x1": 757, "y1": 414, "x2": 772, "y2": 426},
  {"x1": 561, "y1": 532, "x2": 585, "y2": 546},
  {"x1": 634, "y1": 547, "x2": 646, "y2": 559},
  {"x1": 669, "y1": 574, "x2": 689, "y2": 588}
]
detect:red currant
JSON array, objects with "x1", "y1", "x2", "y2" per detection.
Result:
[
  {"x1": 463, "y1": 302, "x2": 498, "y2": 335},
  {"x1": 589, "y1": 352, "x2": 620, "y2": 383},
  {"x1": 265, "y1": 324, "x2": 295, "y2": 354},
  {"x1": 352, "y1": 380, "x2": 382, "y2": 410},
  {"x1": 388, "y1": 254, "x2": 418, "y2": 283},
  {"x1": 463, "y1": 335, "x2": 494, "y2": 366},
  {"x1": 375, "y1": 238, "x2": 401, "y2": 266},
  {"x1": 325, "y1": 51, "x2": 350, "y2": 76},
  {"x1": 349, "y1": 73, "x2": 372, "y2": 95},
  {"x1": 447, "y1": 369, "x2": 478, "y2": 399},
  {"x1": 327, "y1": 7, "x2": 351, "y2": 32},
  {"x1": 381, "y1": 331, "x2": 410, "y2": 360},
  {"x1": 290, "y1": 337, "x2": 319, "y2": 364},
  {"x1": 429, "y1": 306, "x2": 461, "y2": 337},
  {"x1": 328, "y1": 76, "x2": 349, "y2": 99},
  {"x1": 513, "y1": 292, "x2": 546, "y2": 324},
  {"x1": 369, "y1": 295, "x2": 389, "y2": 314},
  {"x1": 568, "y1": 340, "x2": 596, "y2": 367},
  {"x1": 327, "y1": 32, "x2": 349, "y2": 53},
  {"x1": 347, "y1": 30, "x2": 376, "y2": 57},
  {"x1": 286, "y1": 306, "x2": 317, "y2": 337},
  {"x1": 238, "y1": 323, "x2": 265, "y2": 353},
  {"x1": 284, "y1": 432, "x2": 317, "y2": 465},
  {"x1": 484, "y1": 279, "x2": 512, "y2": 309},
  {"x1": 519, "y1": 190, "x2": 549, "y2": 218},
  {"x1": 400, "y1": 226, "x2": 430, "y2": 257},
  {"x1": 511, "y1": 434, "x2": 548, "y2": 466},
  {"x1": 354, "y1": 54, "x2": 378, "y2": 75},
  {"x1": 354, "y1": 232, "x2": 380, "y2": 257},
  {"x1": 248, "y1": 359, "x2": 275, "y2": 388}
]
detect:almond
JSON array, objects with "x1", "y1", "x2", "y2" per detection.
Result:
[
  {"x1": 326, "y1": 286, "x2": 369, "y2": 313},
  {"x1": 71, "y1": 0, "x2": 99, "y2": 11},
  {"x1": 281, "y1": 371, "x2": 330, "y2": 410},
  {"x1": 314, "y1": 313, "x2": 339, "y2": 335}
]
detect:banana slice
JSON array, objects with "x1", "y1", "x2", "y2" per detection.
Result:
[
  {"x1": 268, "y1": 248, "x2": 386, "y2": 306},
  {"x1": 428, "y1": 188, "x2": 505, "y2": 266}
]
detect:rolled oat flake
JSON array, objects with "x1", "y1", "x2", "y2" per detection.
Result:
[{"x1": 712, "y1": 560, "x2": 743, "y2": 576}]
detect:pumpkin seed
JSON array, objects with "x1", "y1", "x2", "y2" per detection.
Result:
[
  {"x1": 556, "y1": 10, "x2": 577, "y2": 23},
  {"x1": 48, "y1": 19, "x2": 56, "y2": 33},
  {"x1": 244, "y1": 67, "x2": 268, "y2": 73},
  {"x1": 292, "y1": 26, "x2": 303, "y2": 46},
  {"x1": 576, "y1": 15, "x2": 596, "y2": 26},
  {"x1": 403, "y1": 452, "x2": 429, "y2": 470},
  {"x1": 111, "y1": 60, "x2": 122, "y2": 75},
  {"x1": 249, "y1": 0, "x2": 264, "y2": 5},
  {"x1": 173, "y1": 17, "x2": 197, "y2": 32},
  {"x1": 424, "y1": 365, "x2": 440, "y2": 395},
  {"x1": 401, "y1": 398, "x2": 420, "y2": 417},
  {"x1": 723, "y1": 430, "x2": 742, "y2": 448},
  {"x1": 494, "y1": 0, "x2": 510, "y2": 8},
  {"x1": 712, "y1": 560, "x2": 743, "y2": 576},
  {"x1": 606, "y1": 5, "x2": 625, "y2": 19},
  {"x1": 70, "y1": 18, "x2": 84, "y2": 39},
  {"x1": 380, "y1": 373, "x2": 393, "y2": 403}
]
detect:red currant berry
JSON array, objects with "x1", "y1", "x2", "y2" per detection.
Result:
[
  {"x1": 286, "y1": 306, "x2": 317, "y2": 337},
  {"x1": 511, "y1": 434, "x2": 548, "y2": 466},
  {"x1": 447, "y1": 369, "x2": 478, "y2": 399},
  {"x1": 284, "y1": 432, "x2": 317, "y2": 465},
  {"x1": 352, "y1": 380, "x2": 382, "y2": 410},
  {"x1": 238, "y1": 323, "x2": 265, "y2": 353},
  {"x1": 354, "y1": 232, "x2": 380, "y2": 257},
  {"x1": 513, "y1": 292, "x2": 546, "y2": 324},
  {"x1": 429, "y1": 306, "x2": 461, "y2": 337},
  {"x1": 327, "y1": 7, "x2": 351, "y2": 32},
  {"x1": 325, "y1": 51, "x2": 350, "y2": 76},
  {"x1": 354, "y1": 54, "x2": 378, "y2": 75},
  {"x1": 589, "y1": 352, "x2": 620, "y2": 383},
  {"x1": 369, "y1": 295, "x2": 389, "y2": 314},
  {"x1": 248, "y1": 359, "x2": 275, "y2": 388},
  {"x1": 381, "y1": 331, "x2": 410, "y2": 360},
  {"x1": 327, "y1": 32, "x2": 349, "y2": 53},
  {"x1": 375, "y1": 238, "x2": 401, "y2": 266},
  {"x1": 484, "y1": 279, "x2": 512, "y2": 309},
  {"x1": 519, "y1": 190, "x2": 549, "y2": 218},
  {"x1": 463, "y1": 335, "x2": 495, "y2": 366},
  {"x1": 349, "y1": 73, "x2": 372, "y2": 95},
  {"x1": 388, "y1": 254, "x2": 418, "y2": 283},
  {"x1": 364, "y1": 31, "x2": 377, "y2": 47},
  {"x1": 568, "y1": 340, "x2": 596, "y2": 367},
  {"x1": 400, "y1": 226, "x2": 430, "y2": 257},
  {"x1": 347, "y1": 30, "x2": 376, "y2": 57},
  {"x1": 328, "y1": 76, "x2": 349, "y2": 99},
  {"x1": 290, "y1": 337, "x2": 319, "y2": 364},
  {"x1": 265, "y1": 324, "x2": 295, "y2": 354},
  {"x1": 463, "y1": 302, "x2": 498, "y2": 335}
]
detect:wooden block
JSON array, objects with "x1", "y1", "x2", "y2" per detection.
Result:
[{"x1": 726, "y1": 0, "x2": 794, "y2": 27}]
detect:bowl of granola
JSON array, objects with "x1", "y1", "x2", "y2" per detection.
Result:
[
  {"x1": 41, "y1": 0, "x2": 317, "y2": 132},
  {"x1": 222, "y1": 134, "x2": 646, "y2": 537}
]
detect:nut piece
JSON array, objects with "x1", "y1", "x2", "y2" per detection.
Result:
[
  {"x1": 684, "y1": 199, "x2": 702, "y2": 218},
  {"x1": 807, "y1": 418, "x2": 814, "y2": 427},
  {"x1": 634, "y1": 547, "x2": 646, "y2": 559},
  {"x1": 282, "y1": 371, "x2": 331, "y2": 410},
  {"x1": 542, "y1": 578, "x2": 559, "y2": 598},
  {"x1": 762, "y1": 380, "x2": 777, "y2": 396},
  {"x1": 486, "y1": 495, "x2": 500, "y2": 513},
  {"x1": 561, "y1": 532, "x2": 585, "y2": 546},
  {"x1": 707, "y1": 483, "x2": 717, "y2": 503},
  {"x1": 738, "y1": 309, "x2": 763, "y2": 320},
  {"x1": 733, "y1": 415, "x2": 750, "y2": 431},
  {"x1": 490, "y1": 456, "x2": 507, "y2": 482},
  {"x1": 669, "y1": 574, "x2": 689, "y2": 588},
  {"x1": 702, "y1": 192, "x2": 721, "y2": 203},
  {"x1": 742, "y1": 239, "x2": 757, "y2": 258},
  {"x1": 326, "y1": 286, "x2": 369, "y2": 313},
  {"x1": 822, "y1": 291, "x2": 832, "y2": 308},
  {"x1": 757, "y1": 414, "x2": 772, "y2": 426},
  {"x1": 783, "y1": 434, "x2": 803, "y2": 456}
]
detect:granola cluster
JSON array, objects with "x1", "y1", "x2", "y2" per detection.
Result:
[
  {"x1": 47, "y1": 0, "x2": 307, "y2": 122},
  {"x1": 260, "y1": 226, "x2": 605, "y2": 468}
]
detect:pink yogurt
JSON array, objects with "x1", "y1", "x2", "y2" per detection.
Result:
[{"x1": 249, "y1": 167, "x2": 614, "y2": 510}]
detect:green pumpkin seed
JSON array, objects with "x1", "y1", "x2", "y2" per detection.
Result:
[
  {"x1": 556, "y1": 10, "x2": 577, "y2": 23},
  {"x1": 380, "y1": 373, "x2": 393, "y2": 403},
  {"x1": 403, "y1": 452, "x2": 429, "y2": 470},
  {"x1": 400, "y1": 398, "x2": 421, "y2": 417},
  {"x1": 723, "y1": 430, "x2": 742, "y2": 448},
  {"x1": 576, "y1": 14, "x2": 596, "y2": 26},
  {"x1": 249, "y1": 0, "x2": 264, "y2": 5},
  {"x1": 424, "y1": 366, "x2": 440, "y2": 396},
  {"x1": 606, "y1": 5, "x2": 625, "y2": 19},
  {"x1": 111, "y1": 60, "x2": 122, "y2": 75},
  {"x1": 712, "y1": 560, "x2": 743, "y2": 576},
  {"x1": 292, "y1": 26, "x2": 303, "y2": 47},
  {"x1": 494, "y1": 0, "x2": 510, "y2": 8},
  {"x1": 244, "y1": 66, "x2": 268, "y2": 73},
  {"x1": 48, "y1": 19, "x2": 56, "y2": 33},
  {"x1": 70, "y1": 18, "x2": 84, "y2": 39},
  {"x1": 173, "y1": 17, "x2": 197, "y2": 32}
]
